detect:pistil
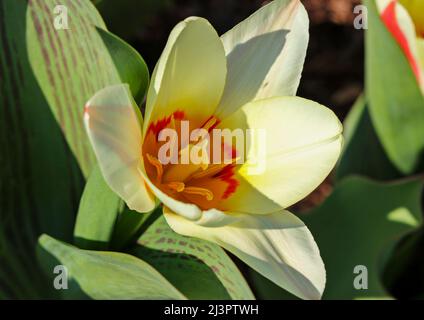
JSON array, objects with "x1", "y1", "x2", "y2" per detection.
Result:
[{"x1": 146, "y1": 153, "x2": 164, "y2": 183}]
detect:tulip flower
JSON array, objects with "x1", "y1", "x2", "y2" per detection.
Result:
[
  {"x1": 84, "y1": 0, "x2": 342, "y2": 300},
  {"x1": 377, "y1": 0, "x2": 424, "y2": 92}
]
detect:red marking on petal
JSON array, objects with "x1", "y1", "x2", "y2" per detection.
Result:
[
  {"x1": 173, "y1": 110, "x2": 185, "y2": 120},
  {"x1": 148, "y1": 117, "x2": 172, "y2": 136},
  {"x1": 215, "y1": 164, "x2": 239, "y2": 199},
  {"x1": 147, "y1": 110, "x2": 185, "y2": 138},
  {"x1": 230, "y1": 146, "x2": 238, "y2": 158},
  {"x1": 381, "y1": 1, "x2": 421, "y2": 83},
  {"x1": 223, "y1": 143, "x2": 238, "y2": 159}
]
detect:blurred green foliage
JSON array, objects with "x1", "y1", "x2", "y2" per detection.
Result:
[{"x1": 250, "y1": 177, "x2": 423, "y2": 300}]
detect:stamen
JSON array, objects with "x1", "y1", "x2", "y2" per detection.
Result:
[
  {"x1": 190, "y1": 157, "x2": 240, "y2": 180},
  {"x1": 201, "y1": 116, "x2": 219, "y2": 132},
  {"x1": 146, "y1": 153, "x2": 163, "y2": 183},
  {"x1": 190, "y1": 164, "x2": 224, "y2": 179},
  {"x1": 143, "y1": 113, "x2": 239, "y2": 208},
  {"x1": 196, "y1": 139, "x2": 210, "y2": 170},
  {"x1": 183, "y1": 186, "x2": 214, "y2": 201},
  {"x1": 166, "y1": 181, "x2": 185, "y2": 192},
  {"x1": 171, "y1": 142, "x2": 209, "y2": 181}
]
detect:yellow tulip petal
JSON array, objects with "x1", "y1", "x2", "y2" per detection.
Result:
[
  {"x1": 84, "y1": 84, "x2": 156, "y2": 213},
  {"x1": 399, "y1": 0, "x2": 424, "y2": 36},
  {"x1": 144, "y1": 17, "x2": 226, "y2": 133},
  {"x1": 222, "y1": 171, "x2": 283, "y2": 214},
  {"x1": 215, "y1": 0, "x2": 309, "y2": 119},
  {"x1": 219, "y1": 97, "x2": 343, "y2": 212},
  {"x1": 164, "y1": 207, "x2": 326, "y2": 300}
]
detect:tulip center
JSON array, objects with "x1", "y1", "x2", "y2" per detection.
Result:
[{"x1": 142, "y1": 111, "x2": 239, "y2": 211}]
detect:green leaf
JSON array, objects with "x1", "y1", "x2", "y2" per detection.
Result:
[
  {"x1": 0, "y1": 0, "x2": 87, "y2": 299},
  {"x1": 27, "y1": 0, "x2": 150, "y2": 175},
  {"x1": 97, "y1": 27, "x2": 149, "y2": 104},
  {"x1": 37, "y1": 234, "x2": 186, "y2": 300},
  {"x1": 111, "y1": 206, "x2": 159, "y2": 251},
  {"x1": 130, "y1": 215, "x2": 255, "y2": 300},
  {"x1": 0, "y1": 0, "x2": 149, "y2": 298},
  {"x1": 336, "y1": 95, "x2": 401, "y2": 181},
  {"x1": 250, "y1": 176, "x2": 423, "y2": 299},
  {"x1": 365, "y1": 0, "x2": 424, "y2": 174},
  {"x1": 73, "y1": 165, "x2": 122, "y2": 250},
  {"x1": 27, "y1": 0, "x2": 112, "y2": 176}
]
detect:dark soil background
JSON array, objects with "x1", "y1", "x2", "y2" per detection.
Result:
[{"x1": 97, "y1": 0, "x2": 364, "y2": 210}]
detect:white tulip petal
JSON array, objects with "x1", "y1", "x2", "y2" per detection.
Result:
[
  {"x1": 137, "y1": 168, "x2": 202, "y2": 221},
  {"x1": 215, "y1": 0, "x2": 309, "y2": 119},
  {"x1": 84, "y1": 84, "x2": 155, "y2": 213},
  {"x1": 164, "y1": 207, "x2": 326, "y2": 300},
  {"x1": 193, "y1": 208, "x2": 241, "y2": 227}
]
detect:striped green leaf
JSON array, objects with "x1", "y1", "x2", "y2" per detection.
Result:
[
  {"x1": 131, "y1": 215, "x2": 255, "y2": 300},
  {"x1": 37, "y1": 234, "x2": 186, "y2": 299},
  {"x1": 0, "y1": 0, "x2": 148, "y2": 298},
  {"x1": 27, "y1": 0, "x2": 129, "y2": 175}
]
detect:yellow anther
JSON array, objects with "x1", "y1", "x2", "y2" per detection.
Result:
[
  {"x1": 183, "y1": 186, "x2": 214, "y2": 201},
  {"x1": 201, "y1": 116, "x2": 219, "y2": 132},
  {"x1": 166, "y1": 181, "x2": 185, "y2": 192}
]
